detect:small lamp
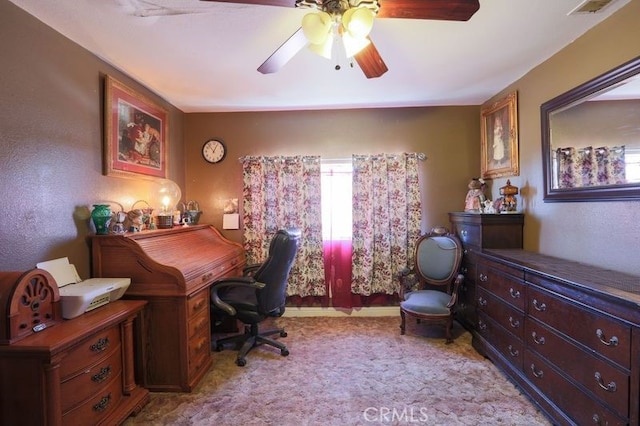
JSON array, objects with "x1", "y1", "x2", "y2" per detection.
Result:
[{"x1": 151, "y1": 178, "x2": 182, "y2": 228}]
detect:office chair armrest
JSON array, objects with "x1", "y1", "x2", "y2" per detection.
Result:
[
  {"x1": 210, "y1": 279, "x2": 267, "y2": 316},
  {"x1": 446, "y1": 273, "x2": 466, "y2": 308},
  {"x1": 243, "y1": 263, "x2": 261, "y2": 276}
]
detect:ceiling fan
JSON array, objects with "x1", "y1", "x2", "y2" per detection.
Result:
[{"x1": 202, "y1": 0, "x2": 480, "y2": 79}]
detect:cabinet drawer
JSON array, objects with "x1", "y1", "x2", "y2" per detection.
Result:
[
  {"x1": 59, "y1": 325, "x2": 121, "y2": 379},
  {"x1": 477, "y1": 263, "x2": 525, "y2": 310},
  {"x1": 527, "y1": 285, "x2": 631, "y2": 369},
  {"x1": 189, "y1": 307, "x2": 210, "y2": 339},
  {"x1": 526, "y1": 319, "x2": 629, "y2": 418},
  {"x1": 62, "y1": 370, "x2": 124, "y2": 426},
  {"x1": 188, "y1": 289, "x2": 209, "y2": 318},
  {"x1": 456, "y1": 223, "x2": 480, "y2": 248},
  {"x1": 61, "y1": 343, "x2": 123, "y2": 413},
  {"x1": 525, "y1": 350, "x2": 627, "y2": 426},
  {"x1": 477, "y1": 288, "x2": 524, "y2": 340},
  {"x1": 477, "y1": 312, "x2": 523, "y2": 370}
]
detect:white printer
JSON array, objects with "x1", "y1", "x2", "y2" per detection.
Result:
[{"x1": 36, "y1": 257, "x2": 130, "y2": 319}]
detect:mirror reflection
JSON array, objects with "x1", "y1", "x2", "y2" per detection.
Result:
[
  {"x1": 542, "y1": 55, "x2": 640, "y2": 201},
  {"x1": 549, "y1": 75, "x2": 640, "y2": 189}
]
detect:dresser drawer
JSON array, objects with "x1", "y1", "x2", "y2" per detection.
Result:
[
  {"x1": 456, "y1": 223, "x2": 481, "y2": 248},
  {"x1": 189, "y1": 307, "x2": 210, "y2": 339},
  {"x1": 61, "y1": 343, "x2": 123, "y2": 413},
  {"x1": 477, "y1": 288, "x2": 524, "y2": 340},
  {"x1": 527, "y1": 285, "x2": 631, "y2": 369},
  {"x1": 188, "y1": 289, "x2": 209, "y2": 318},
  {"x1": 525, "y1": 349, "x2": 627, "y2": 426},
  {"x1": 526, "y1": 318, "x2": 629, "y2": 418},
  {"x1": 477, "y1": 312, "x2": 523, "y2": 370},
  {"x1": 477, "y1": 262, "x2": 525, "y2": 310},
  {"x1": 59, "y1": 325, "x2": 121, "y2": 379},
  {"x1": 62, "y1": 369, "x2": 124, "y2": 426}
]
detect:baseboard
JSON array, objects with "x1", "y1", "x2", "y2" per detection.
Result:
[{"x1": 282, "y1": 306, "x2": 399, "y2": 317}]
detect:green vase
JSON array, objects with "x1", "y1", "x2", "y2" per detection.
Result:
[{"x1": 91, "y1": 204, "x2": 112, "y2": 235}]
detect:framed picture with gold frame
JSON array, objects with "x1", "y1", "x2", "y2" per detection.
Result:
[
  {"x1": 480, "y1": 91, "x2": 519, "y2": 179},
  {"x1": 104, "y1": 75, "x2": 168, "y2": 179}
]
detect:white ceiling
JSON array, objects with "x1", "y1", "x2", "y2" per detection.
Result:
[{"x1": 8, "y1": 0, "x2": 631, "y2": 112}]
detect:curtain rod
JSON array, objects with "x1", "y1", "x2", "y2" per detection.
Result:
[{"x1": 240, "y1": 153, "x2": 427, "y2": 162}]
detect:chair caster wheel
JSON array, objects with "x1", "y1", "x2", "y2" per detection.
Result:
[
  {"x1": 281, "y1": 348, "x2": 289, "y2": 356},
  {"x1": 236, "y1": 358, "x2": 246, "y2": 367},
  {"x1": 280, "y1": 331, "x2": 287, "y2": 338}
]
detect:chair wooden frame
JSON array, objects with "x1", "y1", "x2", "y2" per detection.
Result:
[{"x1": 398, "y1": 230, "x2": 464, "y2": 343}]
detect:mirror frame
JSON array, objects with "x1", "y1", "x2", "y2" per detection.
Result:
[{"x1": 541, "y1": 55, "x2": 640, "y2": 202}]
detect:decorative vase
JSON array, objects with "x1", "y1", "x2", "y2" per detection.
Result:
[{"x1": 91, "y1": 204, "x2": 112, "y2": 235}]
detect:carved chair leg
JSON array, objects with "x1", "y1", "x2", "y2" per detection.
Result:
[
  {"x1": 445, "y1": 316, "x2": 453, "y2": 344},
  {"x1": 400, "y1": 309, "x2": 406, "y2": 335}
]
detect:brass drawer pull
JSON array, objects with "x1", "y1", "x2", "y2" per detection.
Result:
[
  {"x1": 507, "y1": 345, "x2": 519, "y2": 357},
  {"x1": 93, "y1": 393, "x2": 112, "y2": 412},
  {"x1": 531, "y1": 331, "x2": 545, "y2": 345},
  {"x1": 477, "y1": 297, "x2": 487, "y2": 307},
  {"x1": 509, "y1": 288, "x2": 521, "y2": 299},
  {"x1": 477, "y1": 320, "x2": 487, "y2": 331},
  {"x1": 508, "y1": 316, "x2": 520, "y2": 329},
  {"x1": 596, "y1": 329, "x2": 619, "y2": 347},
  {"x1": 532, "y1": 299, "x2": 547, "y2": 312},
  {"x1": 530, "y1": 364, "x2": 544, "y2": 379},
  {"x1": 479, "y1": 273, "x2": 488, "y2": 282},
  {"x1": 91, "y1": 366, "x2": 112, "y2": 383},
  {"x1": 594, "y1": 372, "x2": 617, "y2": 392},
  {"x1": 90, "y1": 337, "x2": 109, "y2": 353}
]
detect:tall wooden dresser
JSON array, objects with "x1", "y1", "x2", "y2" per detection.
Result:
[
  {"x1": 89, "y1": 225, "x2": 245, "y2": 392},
  {"x1": 475, "y1": 249, "x2": 640, "y2": 425},
  {"x1": 448, "y1": 212, "x2": 524, "y2": 330}
]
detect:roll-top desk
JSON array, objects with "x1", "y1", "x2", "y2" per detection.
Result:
[
  {"x1": 475, "y1": 249, "x2": 640, "y2": 425},
  {"x1": 89, "y1": 225, "x2": 246, "y2": 392}
]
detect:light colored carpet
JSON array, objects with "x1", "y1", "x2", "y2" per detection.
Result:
[{"x1": 124, "y1": 316, "x2": 550, "y2": 425}]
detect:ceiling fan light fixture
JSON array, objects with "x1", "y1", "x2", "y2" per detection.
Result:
[
  {"x1": 342, "y1": 31, "x2": 371, "y2": 58},
  {"x1": 342, "y1": 7, "x2": 375, "y2": 39},
  {"x1": 308, "y1": 35, "x2": 334, "y2": 59},
  {"x1": 302, "y1": 11, "x2": 332, "y2": 45}
]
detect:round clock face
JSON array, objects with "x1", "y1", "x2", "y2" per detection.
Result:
[{"x1": 202, "y1": 139, "x2": 226, "y2": 164}]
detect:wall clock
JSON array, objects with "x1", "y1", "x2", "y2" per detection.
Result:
[{"x1": 202, "y1": 138, "x2": 226, "y2": 164}]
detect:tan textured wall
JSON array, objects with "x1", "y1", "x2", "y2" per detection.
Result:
[
  {"x1": 184, "y1": 107, "x2": 480, "y2": 243},
  {"x1": 0, "y1": 1, "x2": 185, "y2": 278},
  {"x1": 482, "y1": 0, "x2": 640, "y2": 275}
]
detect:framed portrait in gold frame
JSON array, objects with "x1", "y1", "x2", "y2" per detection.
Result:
[
  {"x1": 480, "y1": 91, "x2": 519, "y2": 179},
  {"x1": 104, "y1": 75, "x2": 168, "y2": 179}
]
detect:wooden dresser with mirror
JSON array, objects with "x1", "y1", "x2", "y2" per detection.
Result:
[{"x1": 89, "y1": 224, "x2": 246, "y2": 392}]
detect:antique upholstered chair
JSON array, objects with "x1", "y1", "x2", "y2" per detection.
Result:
[
  {"x1": 399, "y1": 229, "x2": 464, "y2": 343},
  {"x1": 210, "y1": 228, "x2": 301, "y2": 366}
]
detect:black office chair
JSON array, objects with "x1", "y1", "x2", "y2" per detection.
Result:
[{"x1": 210, "y1": 228, "x2": 301, "y2": 366}]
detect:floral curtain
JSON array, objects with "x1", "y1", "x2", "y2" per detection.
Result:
[
  {"x1": 351, "y1": 153, "x2": 423, "y2": 296},
  {"x1": 556, "y1": 145, "x2": 626, "y2": 188},
  {"x1": 241, "y1": 155, "x2": 326, "y2": 297}
]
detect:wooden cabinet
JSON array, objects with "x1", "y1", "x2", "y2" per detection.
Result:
[
  {"x1": 448, "y1": 212, "x2": 524, "y2": 330},
  {"x1": 475, "y1": 249, "x2": 640, "y2": 425},
  {"x1": 89, "y1": 225, "x2": 245, "y2": 392},
  {"x1": 0, "y1": 300, "x2": 149, "y2": 426}
]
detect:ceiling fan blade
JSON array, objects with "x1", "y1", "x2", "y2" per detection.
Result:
[
  {"x1": 354, "y1": 38, "x2": 388, "y2": 79},
  {"x1": 377, "y1": 0, "x2": 480, "y2": 21},
  {"x1": 258, "y1": 27, "x2": 308, "y2": 74},
  {"x1": 199, "y1": 0, "x2": 297, "y2": 7}
]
